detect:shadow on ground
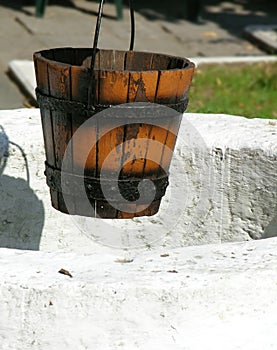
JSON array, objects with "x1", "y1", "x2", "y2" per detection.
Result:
[
  {"x1": 203, "y1": 0, "x2": 277, "y2": 36},
  {"x1": 0, "y1": 175, "x2": 45, "y2": 250},
  {"x1": 0, "y1": 130, "x2": 44, "y2": 250},
  {"x1": 0, "y1": 0, "x2": 115, "y2": 19},
  {"x1": 2, "y1": 0, "x2": 277, "y2": 43}
]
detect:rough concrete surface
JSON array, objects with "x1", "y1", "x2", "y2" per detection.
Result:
[
  {"x1": 1, "y1": 236, "x2": 277, "y2": 349},
  {"x1": 0, "y1": 109, "x2": 276, "y2": 252},
  {"x1": 0, "y1": 108, "x2": 276, "y2": 349}
]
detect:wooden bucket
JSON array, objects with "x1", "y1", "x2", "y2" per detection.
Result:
[
  {"x1": 33, "y1": 0, "x2": 194, "y2": 218},
  {"x1": 34, "y1": 48, "x2": 194, "y2": 218}
]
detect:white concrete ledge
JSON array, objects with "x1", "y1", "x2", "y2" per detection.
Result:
[
  {"x1": 190, "y1": 55, "x2": 277, "y2": 67},
  {"x1": 8, "y1": 60, "x2": 37, "y2": 102},
  {"x1": 0, "y1": 108, "x2": 276, "y2": 349},
  {"x1": 1, "y1": 238, "x2": 277, "y2": 349},
  {"x1": 0, "y1": 109, "x2": 276, "y2": 252}
]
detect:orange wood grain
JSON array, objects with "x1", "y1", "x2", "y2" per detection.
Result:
[
  {"x1": 128, "y1": 71, "x2": 159, "y2": 102},
  {"x1": 99, "y1": 70, "x2": 129, "y2": 104}
]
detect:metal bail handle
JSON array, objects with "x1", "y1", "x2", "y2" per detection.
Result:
[{"x1": 90, "y1": 0, "x2": 135, "y2": 71}]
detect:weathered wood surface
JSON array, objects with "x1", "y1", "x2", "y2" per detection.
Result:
[{"x1": 33, "y1": 48, "x2": 194, "y2": 218}]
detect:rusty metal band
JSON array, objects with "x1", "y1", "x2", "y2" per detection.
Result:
[
  {"x1": 36, "y1": 89, "x2": 109, "y2": 116},
  {"x1": 45, "y1": 163, "x2": 169, "y2": 202},
  {"x1": 36, "y1": 88, "x2": 188, "y2": 115}
]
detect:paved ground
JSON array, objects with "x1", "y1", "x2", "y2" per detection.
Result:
[{"x1": 1, "y1": 0, "x2": 277, "y2": 109}]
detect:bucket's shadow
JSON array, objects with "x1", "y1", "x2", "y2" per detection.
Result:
[{"x1": 0, "y1": 175, "x2": 45, "y2": 250}]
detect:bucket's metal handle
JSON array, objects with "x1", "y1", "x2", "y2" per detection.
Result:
[{"x1": 90, "y1": 0, "x2": 135, "y2": 71}]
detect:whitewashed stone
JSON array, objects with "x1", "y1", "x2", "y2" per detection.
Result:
[
  {"x1": 174, "y1": 114, "x2": 277, "y2": 245},
  {"x1": 0, "y1": 109, "x2": 276, "y2": 252},
  {"x1": 0, "y1": 108, "x2": 276, "y2": 349},
  {"x1": 1, "y1": 238, "x2": 277, "y2": 349}
]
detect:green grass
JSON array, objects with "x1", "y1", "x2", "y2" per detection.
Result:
[{"x1": 186, "y1": 62, "x2": 277, "y2": 119}]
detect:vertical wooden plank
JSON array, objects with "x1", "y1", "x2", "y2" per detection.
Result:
[
  {"x1": 122, "y1": 72, "x2": 158, "y2": 176},
  {"x1": 121, "y1": 70, "x2": 158, "y2": 177},
  {"x1": 118, "y1": 123, "x2": 152, "y2": 219},
  {"x1": 97, "y1": 71, "x2": 129, "y2": 176},
  {"x1": 117, "y1": 123, "x2": 152, "y2": 219},
  {"x1": 125, "y1": 51, "x2": 153, "y2": 71},
  {"x1": 48, "y1": 60, "x2": 72, "y2": 170},
  {"x1": 111, "y1": 50, "x2": 126, "y2": 70},
  {"x1": 97, "y1": 70, "x2": 129, "y2": 217},
  {"x1": 99, "y1": 49, "x2": 114, "y2": 70},
  {"x1": 128, "y1": 71, "x2": 158, "y2": 103},
  {"x1": 34, "y1": 54, "x2": 60, "y2": 209},
  {"x1": 94, "y1": 50, "x2": 100, "y2": 70},
  {"x1": 97, "y1": 123, "x2": 125, "y2": 175},
  {"x1": 47, "y1": 58, "x2": 72, "y2": 213},
  {"x1": 155, "y1": 70, "x2": 180, "y2": 105},
  {"x1": 81, "y1": 49, "x2": 100, "y2": 70},
  {"x1": 82, "y1": 54, "x2": 92, "y2": 69},
  {"x1": 97, "y1": 71, "x2": 128, "y2": 175},
  {"x1": 71, "y1": 66, "x2": 97, "y2": 177},
  {"x1": 98, "y1": 70, "x2": 129, "y2": 104},
  {"x1": 121, "y1": 73, "x2": 148, "y2": 215},
  {"x1": 35, "y1": 56, "x2": 56, "y2": 168},
  {"x1": 160, "y1": 115, "x2": 181, "y2": 172},
  {"x1": 121, "y1": 123, "x2": 149, "y2": 177},
  {"x1": 176, "y1": 65, "x2": 195, "y2": 102},
  {"x1": 124, "y1": 51, "x2": 135, "y2": 70},
  {"x1": 150, "y1": 53, "x2": 171, "y2": 71},
  {"x1": 71, "y1": 60, "x2": 100, "y2": 216},
  {"x1": 119, "y1": 70, "x2": 160, "y2": 216},
  {"x1": 142, "y1": 121, "x2": 169, "y2": 176},
  {"x1": 141, "y1": 69, "x2": 179, "y2": 176}
]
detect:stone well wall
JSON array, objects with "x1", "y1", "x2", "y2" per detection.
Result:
[{"x1": 0, "y1": 109, "x2": 276, "y2": 251}]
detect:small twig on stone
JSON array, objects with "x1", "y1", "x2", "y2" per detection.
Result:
[{"x1": 58, "y1": 268, "x2": 73, "y2": 278}]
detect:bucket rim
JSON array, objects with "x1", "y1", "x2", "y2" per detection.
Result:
[{"x1": 33, "y1": 47, "x2": 195, "y2": 72}]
